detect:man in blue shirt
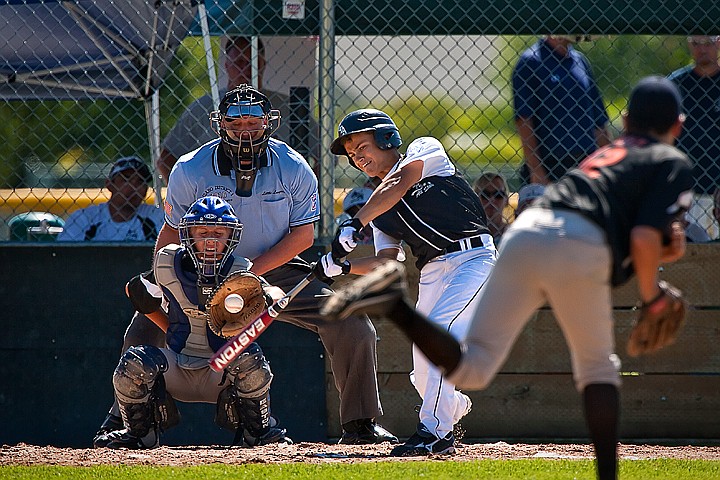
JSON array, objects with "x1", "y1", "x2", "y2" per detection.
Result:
[
  {"x1": 513, "y1": 36, "x2": 610, "y2": 185},
  {"x1": 668, "y1": 36, "x2": 720, "y2": 196},
  {"x1": 668, "y1": 36, "x2": 720, "y2": 240}
]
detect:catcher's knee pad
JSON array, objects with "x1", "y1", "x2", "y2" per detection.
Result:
[
  {"x1": 226, "y1": 342, "x2": 273, "y2": 398},
  {"x1": 113, "y1": 345, "x2": 168, "y2": 403}
]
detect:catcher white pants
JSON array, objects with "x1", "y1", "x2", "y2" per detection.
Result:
[
  {"x1": 449, "y1": 208, "x2": 622, "y2": 393},
  {"x1": 412, "y1": 240, "x2": 497, "y2": 439}
]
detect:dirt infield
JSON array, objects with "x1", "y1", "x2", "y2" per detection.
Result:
[{"x1": 3, "y1": 442, "x2": 720, "y2": 466}]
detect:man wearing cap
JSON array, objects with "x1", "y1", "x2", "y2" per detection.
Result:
[
  {"x1": 323, "y1": 77, "x2": 693, "y2": 479},
  {"x1": 58, "y1": 156, "x2": 163, "y2": 242}
]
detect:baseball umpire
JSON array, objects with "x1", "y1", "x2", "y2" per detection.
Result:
[
  {"x1": 316, "y1": 109, "x2": 497, "y2": 456},
  {"x1": 322, "y1": 76, "x2": 693, "y2": 479},
  {"x1": 95, "y1": 85, "x2": 396, "y2": 446},
  {"x1": 95, "y1": 196, "x2": 291, "y2": 449}
]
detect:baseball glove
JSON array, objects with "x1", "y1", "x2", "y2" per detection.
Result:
[
  {"x1": 206, "y1": 271, "x2": 268, "y2": 338},
  {"x1": 626, "y1": 281, "x2": 687, "y2": 357}
]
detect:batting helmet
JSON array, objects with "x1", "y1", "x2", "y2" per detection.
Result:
[
  {"x1": 330, "y1": 109, "x2": 402, "y2": 169},
  {"x1": 8, "y1": 212, "x2": 64, "y2": 242},
  {"x1": 210, "y1": 84, "x2": 280, "y2": 173},
  {"x1": 179, "y1": 196, "x2": 243, "y2": 282}
]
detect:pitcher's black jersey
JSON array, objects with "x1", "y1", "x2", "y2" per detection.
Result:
[{"x1": 535, "y1": 135, "x2": 694, "y2": 285}]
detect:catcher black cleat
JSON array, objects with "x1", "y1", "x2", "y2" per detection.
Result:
[
  {"x1": 94, "y1": 428, "x2": 159, "y2": 450},
  {"x1": 240, "y1": 425, "x2": 293, "y2": 447},
  {"x1": 339, "y1": 418, "x2": 398, "y2": 445},
  {"x1": 320, "y1": 260, "x2": 407, "y2": 320},
  {"x1": 92, "y1": 413, "x2": 123, "y2": 448}
]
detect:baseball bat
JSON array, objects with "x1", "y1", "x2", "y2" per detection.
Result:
[{"x1": 209, "y1": 268, "x2": 316, "y2": 372}]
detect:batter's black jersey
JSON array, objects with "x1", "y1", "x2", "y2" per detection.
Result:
[
  {"x1": 373, "y1": 172, "x2": 491, "y2": 270},
  {"x1": 535, "y1": 135, "x2": 694, "y2": 286}
]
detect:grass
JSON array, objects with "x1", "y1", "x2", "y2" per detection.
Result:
[{"x1": 2, "y1": 459, "x2": 720, "y2": 480}]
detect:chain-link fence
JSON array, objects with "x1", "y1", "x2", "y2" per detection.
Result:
[{"x1": 2, "y1": 1, "x2": 719, "y2": 242}]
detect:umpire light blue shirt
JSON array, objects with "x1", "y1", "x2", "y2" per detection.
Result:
[
  {"x1": 513, "y1": 38, "x2": 608, "y2": 161},
  {"x1": 165, "y1": 138, "x2": 320, "y2": 260}
]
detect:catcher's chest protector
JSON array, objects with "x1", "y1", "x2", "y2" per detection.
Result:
[{"x1": 154, "y1": 247, "x2": 246, "y2": 358}]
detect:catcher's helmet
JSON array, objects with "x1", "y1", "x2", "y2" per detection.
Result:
[
  {"x1": 330, "y1": 109, "x2": 402, "y2": 169},
  {"x1": 8, "y1": 212, "x2": 64, "y2": 242},
  {"x1": 210, "y1": 84, "x2": 280, "y2": 173},
  {"x1": 179, "y1": 196, "x2": 243, "y2": 281}
]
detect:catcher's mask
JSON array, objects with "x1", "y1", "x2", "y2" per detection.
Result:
[
  {"x1": 179, "y1": 196, "x2": 243, "y2": 283},
  {"x1": 330, "y1": 109, "x2": 402, "y2": 170},
  {"x1": 210, "y1": 84, "x2": 280, "y2": 196}
]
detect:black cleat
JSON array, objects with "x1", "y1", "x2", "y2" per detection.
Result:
[
  {"x1": 92, "y1": 413, "x2": 123, "y2": 448},
  {"x1": 321, "y1": 260, "x2": 407, "y2": 320},
  {"x1": 94, "y1": 428, "x2": 159, "y2": 450},
  {"x1": 339, "y1": 418, "x2": 399, "y2": 445},
  {"x1": 390, "y1": 423, "x2": 455, "y2": 457},
  {"x1": 241, "y1": 426, "x2": 294, "y2": 447}
]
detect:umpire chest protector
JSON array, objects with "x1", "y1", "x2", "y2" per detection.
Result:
[
  {"x1": 155, "y1": 245, "x2": 252, "y2": 359},
  {"x1": 372, "y1": 173, "x2": 491, "y2": 269}
]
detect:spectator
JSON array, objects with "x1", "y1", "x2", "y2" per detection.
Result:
[
  {"x1": 337, "y1": 186, "x2": 375, "y2": 245},
  {"x1": 668, "y1": 35, "x2": 720, "y2": 237},
  {"x1": 711, "y1": 187, "x2": 720, "y2": 242},
  {"x1": 513, "y1": 35, "x2": 611, "y2": 185},
  {"x1": 158, "y1": 36, "x2": 319, "y2": 181},
  {"x1": 58, "y1": 156, "x2": 163, "y2": 242},
  {"x1": 683, "y1": 216, "x2": 711, "y2": 243},
  {"x1": 472, "y1": 173, "x2": 510, "y2": 244},
  {"x1": 515, "y1": 183, "x2": 546, "y2": 217}
]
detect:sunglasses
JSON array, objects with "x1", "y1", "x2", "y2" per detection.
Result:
[{"x1": 480, "y1": 189, "x2": 507, "y2": 200}]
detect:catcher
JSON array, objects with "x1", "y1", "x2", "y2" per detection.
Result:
[
  {"x1": 94, "y1": 196, "x2": 292, "y2": 449},
  {"x1": 322, "y1": 77, "x2": 692, "y2": 480}
]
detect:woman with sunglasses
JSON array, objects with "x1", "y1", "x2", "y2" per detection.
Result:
[{"x1": 473, "y1": 173, "x2": 510, "y2": 245}]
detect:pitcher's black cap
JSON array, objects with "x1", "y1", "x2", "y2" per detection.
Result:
[{"x1": 627, "y1": 76, "x2": 683, "y2": 133}]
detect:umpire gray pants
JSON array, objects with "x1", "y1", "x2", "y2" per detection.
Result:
[{"x1": 121, "y1": 263, "x2": 383, "y2": 425}]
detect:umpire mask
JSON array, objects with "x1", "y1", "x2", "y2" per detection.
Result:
[{"x1": 211, "y1": 85, "x2": 280, "y2": 197}]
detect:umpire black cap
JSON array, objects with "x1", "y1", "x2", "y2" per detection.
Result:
[{"x1": 627, "y1": 76, "x2": 683, "y2": 134}]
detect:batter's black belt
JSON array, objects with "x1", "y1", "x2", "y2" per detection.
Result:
[{"x1": 439, "y1": 235, "x2": 486, "y2": 256}]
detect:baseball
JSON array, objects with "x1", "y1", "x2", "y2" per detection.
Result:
[{"x1": 224, "y1": 294, "x2": 245, "y2": 313}]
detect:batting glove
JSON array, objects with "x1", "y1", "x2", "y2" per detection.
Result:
[
  {"x1": 331, "y1": 218, "x2": 363, "y2": 260},
  {"x1": 313, "y1": 252, "x2": 351, "y2": 284}
]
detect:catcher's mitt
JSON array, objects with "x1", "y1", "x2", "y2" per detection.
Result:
[
  {"x1": 206, "y1": 271, "x2": 268, "y2": 338},
  {"x1": 626, "y1": 281, "x2": 687, "y2": 357}
]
